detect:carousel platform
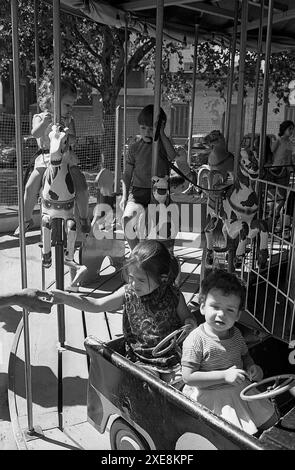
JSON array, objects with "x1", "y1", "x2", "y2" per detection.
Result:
[
  {"x1": 1, "y1": 225, "x2": 289, "y2": 450},
  {"x1": 1, "y1": 230, "x2": 204, "y2": 450}
]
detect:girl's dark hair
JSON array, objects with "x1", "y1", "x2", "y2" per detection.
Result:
[
  {"x1": 199, "y1": 269, "x2": 246, "y2": 311},
  {"x1": 38, "y1": 75, "x2": 77, "y2": 111},
  {"x1": 278, "y1": 120, "x2": 294, "y2": 137},
  {"x1": 137, "y1": 104, "x2": 167, "y2": 127},
  {"x1": 125, "y1": 240, "x2": 178, "y2": 284}
]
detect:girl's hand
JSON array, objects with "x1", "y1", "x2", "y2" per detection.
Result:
[
  {"x1": 49, "y1": 289, "x2": 64, "y2": 305},
  {"x1": 224, "y1": 365, "x2": 247, "y2": 385},
  {"x1": 247, "y1": 364, "x2": 263, "y2": 381},
  {"x1": 184, "y1": 317, "x2": 197, "y2": 332}
]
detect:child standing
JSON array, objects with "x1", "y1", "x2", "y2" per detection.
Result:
[
  {"x1": 181, "y1": 269, "x2": 278, "y2": 435},
  {"x1": 51, "y1": 239, "x2": 196, "y2": 385},
  {"x1": 271, "y1": 120, "x2": 295, "y2": 170},
  {"x1": 269, "y1": 120, "x2": 295, "y2": 225},
  {"x1": 14, "y1": 77, "x2": 90, "y2": 236},
  {"x1": 120, "y1": 105, "x2": 176, "y2": 250}
]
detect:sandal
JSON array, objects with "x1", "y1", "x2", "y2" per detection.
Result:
[{"x1": 13, "y1": 218, "x2": 34, "y2": 237}]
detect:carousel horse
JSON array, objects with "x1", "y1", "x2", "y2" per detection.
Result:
[
  {"x1": 197, "y1": 147, "x2": 269, "y2": 269},
  {"x1": 203, "y1": 129, "x2": 234, "y2": 185},
  {"x1": 40, "y1": 124, "x2": 87, "y2": 290}
]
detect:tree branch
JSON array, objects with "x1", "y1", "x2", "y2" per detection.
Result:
[{"x1": 70, "y1": 20, "x2": 102, "y2": 62}]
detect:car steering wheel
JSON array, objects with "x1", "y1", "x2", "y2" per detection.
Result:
[
  {"x1": 240, "y1": 374, "x2": 295, "y2": 401},
  {"x1": 152, "y1": 325, "x2": 191, "y2": 358}
]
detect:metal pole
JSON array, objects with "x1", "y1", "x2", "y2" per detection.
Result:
[
  {"x1": 11, "y1": 0, "x2": 34, "y2": 433},
  {"x1": 53, "y1": 0, "x2": 65, "y2": 431},
  {"x1": 234, "y1": 0, "x2": 249, "y2": 177},
  {"x1": 152, "y1": 0, "x2": 164, "y2": 179},
  {"x1": 53, "y1": 0, "x2": 61, "y2": 125},
  {"x1": 187, "y1": 23, "x2": 199, "y2": 165},
  {"x1": 123, "y1": 14, "x2": 129, "y2": 171},
  {"x1": 52, "y1": 0, "x2": 65, "y2": 346},
  {"x1": 224, "y1": 1, "x2": 239, "y2": 149},
  {"x1": 34, "y1": 0, "x2": 40, "y2": 114},
  {"x1": 251, "y1": 0, "x2": 264, "y2": 149},
  {"x1": 258, "y1": 0, "x2": 274, "y2": 176},
  {"x1": 114, "y1": 105, "x2": 121, "y2": 193}
]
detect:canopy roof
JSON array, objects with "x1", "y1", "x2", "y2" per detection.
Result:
[{"x1": 60, "y1": 0, "x2": 295, "y2": 52}]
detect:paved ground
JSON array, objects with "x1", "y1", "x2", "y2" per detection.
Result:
[{"x1": 0, "y1": 230, "x2": 56, "y2": 449}]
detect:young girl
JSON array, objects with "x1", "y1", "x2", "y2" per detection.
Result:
[
  {"x1": 51, "y1": 239, "x2": 196, "y2": 385},
  {"x1": 181, "y1": 269, "x2": 278, "y2": 435},
  {"x1": 14, "y1": 77, "x2": 89, "y2": 236}
]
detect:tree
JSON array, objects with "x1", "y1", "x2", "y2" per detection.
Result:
[
  {"x1": 0, "y1": 0, "x2": 190, "y2": 164},
  {"x1": 196, "y1": 40, "x2": 295, "y2": 114}
]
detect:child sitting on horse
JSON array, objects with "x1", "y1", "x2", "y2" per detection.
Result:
[
  {"x1": 14, "y1": 76, "x2": 90, "y2": 236},
  {"x1": 181, "y1": 269, "x2": 278, "y2": 435},
  {"x1": 51, "y1": 239, "x2": 197, "y2": 386},
  {"x1": 120, "y1": 105, "x2": 176, "y2": 250}
]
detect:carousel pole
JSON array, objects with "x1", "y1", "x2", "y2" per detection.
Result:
[
  {"x1": 251, "y1": 0, "x2": 264, "y2": 149},
  {"x1": 52, "y1": 0, "x2": 65, "y2": 430},
  {"x1": 52, "y1": 0, "x2": 65, "y2": 347},
  {"x1": 187, "y1": 23, "x2": 199, "y2": 165},
  {"x1": 224, "y1": 1, "x2": 239, "y2": 150},
  {"x1": 228, "y1": 0, "x2": 249, "y2": 273},
  {"x1": 34, "y1": 0, "x2": 40, "y2": 114},
  {"x1": 123, "y1": 14, "x2": 129, "y2": 172},
  {"x1": 33, "y1": 0, "x2": 46, "y2": 290},
  {"x1": 11, "y1": 0, "x2": 36, "y2": 435},
  {"x1": 258, "y1": 0, "x2": 274, "y2": 175},
  {"x1": 234, "y1": 0, "x2": 248, "y2": 175},
  {"x1": 151, "y1": 0, "x2": 164, "y2": 179}
]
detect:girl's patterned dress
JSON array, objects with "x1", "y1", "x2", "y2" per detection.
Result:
[{"x1": 123, "y1": 282, "x2": 182, "y2": 373}]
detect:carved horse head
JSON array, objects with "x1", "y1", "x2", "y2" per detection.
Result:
[
  {"x1": 42, "y1": 125, "x2": 75, "y2": 204},
  {"x1": 203, "y1": 130, "x2": 234, "y2": 181},
  {"x1": 40, "y1": 124, "x2": 76, "y2": 269}
]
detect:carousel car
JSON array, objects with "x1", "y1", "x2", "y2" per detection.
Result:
[{"x1": 84, "y1": 323, "x2": 295, "y2": 450}]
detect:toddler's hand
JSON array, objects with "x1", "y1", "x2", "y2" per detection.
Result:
[
  {"x1": 247, "y1": 364, "x2": 263, "y2": 382},
  {"x1": 224, "y1": 365, "x2": 247, "y2": 385},
  {"x1": 42, "y1": 111, "x2": 52, "y2": 124}
]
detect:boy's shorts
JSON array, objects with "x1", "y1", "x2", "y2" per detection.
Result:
[{"x1": 122, "y1": 187, "x2": 151, "y2": 240}]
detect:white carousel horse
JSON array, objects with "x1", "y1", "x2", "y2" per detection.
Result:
[
  {"x1": 203, "y1": 129, "x2": 234, "y2": 184},
  {"x1": 198, "y1": 147, "x2": 269, "y2": 269},
  {"x1": 40, "y1": 124, "x2": 87, "y2": 290}
]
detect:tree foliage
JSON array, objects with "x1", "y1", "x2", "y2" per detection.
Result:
[{"x1": 1, "y1": 0, "x2": 295, "y2": 118}]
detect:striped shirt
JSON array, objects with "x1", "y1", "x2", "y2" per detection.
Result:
[{"x1": 182, "y1": 324, "x2": 248, "y2": 373}]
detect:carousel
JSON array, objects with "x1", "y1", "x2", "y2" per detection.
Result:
[{"x1": 4, "y1": 0, "x2": 295, "y2": 450}]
